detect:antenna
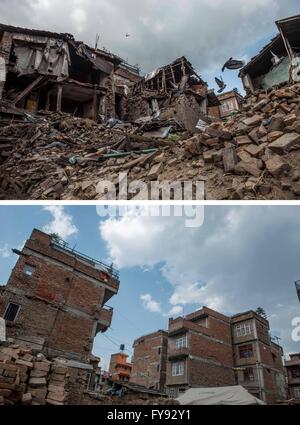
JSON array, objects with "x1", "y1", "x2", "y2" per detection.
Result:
[{"x1": 95, "y1": 33, "x2": 100, "y2": 50}]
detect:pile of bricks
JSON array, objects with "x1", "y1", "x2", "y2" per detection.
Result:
[{"x1": 0, "y1": 343, "x2": 68, "y2": 405}]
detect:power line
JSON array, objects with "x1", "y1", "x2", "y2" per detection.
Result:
[
  {"x1": 113, "y1": 307, "x2": 145, "y2": 334},
  {"x1": 102, "y1": 332, "x2": 133, "y2": 355}
]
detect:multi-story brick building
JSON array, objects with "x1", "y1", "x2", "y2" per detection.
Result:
[
  {"x1": 231, "y1": 311, "x2": 286, "y2": 404},
  {"x1": 166, "y1": 307, "x2": 236, "y2": 398},
  {"x1": 130, "y1": 330, "x2": 168, "y2": 391},
  {"x1": 218, "y1": 90, "x2": 244, "y2": 118},
  {"x1": 135, "y1": 307, "x2": 286, "y2": 403},
  {"x1": 285, "y1": 353, "x2": 300, "y2": 400},
  {"x1": 0, "y1": 229, "x2": 120, "y2": 363},
  {"x1": 109, "y1": 352, "x2": 132, "y2": 382}
]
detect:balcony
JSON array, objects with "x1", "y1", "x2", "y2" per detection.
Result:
[
  {"x1": 168, "y1": 318, "x2": 188, "y2": 335},
  {"x1": 168, "y1": 336, "x2": 190, "y2": 360},
  {"x1": 168, "y1": 346, "x2": 190, "y2": 360},
  {"x1": 238, "y1": 380, "x2": 260, "y2": 390},
  {"x1": 96, "y1": 306, "x2": 113, "y2": 333}
]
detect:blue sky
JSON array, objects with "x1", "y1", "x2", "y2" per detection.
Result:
[{"x1": 1, "y1": 205, "x2": 299, "y2": 369}]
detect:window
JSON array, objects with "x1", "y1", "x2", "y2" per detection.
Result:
[
  {"x1": 294, "y1": 387, "x2": 300, "y2": 398},
  {"x1": 235, "y1": 323, "x2": 251, "y2": 337},
  {"x1": 157, "y1": 364, "x2": 160, "y2": 372},
  {"x1": 172, "y1": 362, "x2": 184, "y2": 376},
  {"x1": 4, "y1": 303, "x2": 20, "y2": 322},
  {"x1": 169, "y1": 388, "x2": 176, "y2": 398},
  {"x1": 86, "y1": 372, "x2": 92, "y2": 390},
  {"x1": 239, "y1": 344, "x2": 253, "y2": 359},
  {"x1": 23, "y1": 264, "x2": 36, "y2": 276},
  {"x1": 158, "y1": 348, "x2": 161, "y2": 355},
  {"x1": 244, "y1": 367, "x2": 255, "y2": 382},
  {"x1": 291, "y1": 367, "x2": 300, "y2": 379},
  {"x1": 221, "y1": 101, "x2": 234, "y2": 112},
  {"x1": 176, "y1": 335, "x2": 187, "y2": 349}
]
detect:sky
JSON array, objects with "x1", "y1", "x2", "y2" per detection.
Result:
[
  {"x1": 0, "y1": 0, "x2": 299, "y2": 92},
  {"x1": 0, "y1": 205, "x2": 299, "y2": 369}
]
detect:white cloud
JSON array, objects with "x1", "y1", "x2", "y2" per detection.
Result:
[
  {"x1": 100, "y1": 206, "x2": 300, "y2": 353},
  {"x1": 166, "y1": 305, "x2": 183, "y2": 317},
  {"x1": 42, "y1": 206, "x2": 78, "y2": 240},
  {"x1": 0, "y1": 244, "x2": 11, "y2": 258},
  {"x1": 0, "y1": 0, "x2": 296, "y2": 75},
  {"x1": 140, "y1": 293, "x2": 161, "y2": 313}
]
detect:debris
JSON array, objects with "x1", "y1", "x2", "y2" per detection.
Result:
[
  {"x1": 222, "y1": 147, "x2": 238, "y2": 172},
  {"x1": 0, "y1": 343, "x2": 68, "y2": 405}
]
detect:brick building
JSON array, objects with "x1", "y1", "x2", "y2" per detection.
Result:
[
  {"x1": 218, "y1": 90, "x2": 244, "y2": 118},
  {"x1": 0, "y1": 229, "x2": 120, "y2": 363},
  {"x1": 285, "y1": 353, "x2": 300, "y2": 400},
  {"x1": 133, "y1": 307, "x2": 286, "y2": 404},
  {"x1": 166, "y1": 307, "x2": 235, "y2": 398},
  {"x1": 130, "y1": 330, "x2": 168, "y2": 391},
  {"x1": 231, "y1": 311, "x2": 286, "y2": 404},
  {"x1": 109, "y1": 352, "x2": 132, "y2": 382}
]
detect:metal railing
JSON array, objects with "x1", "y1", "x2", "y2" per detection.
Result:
[{"x1": 51, "y1": 238, "x2": 119, "y2": 279}]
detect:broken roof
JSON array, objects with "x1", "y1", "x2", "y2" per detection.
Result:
[
  {"x1": 0, "y1": 22, "x2": 123, "y2": 67},
  {"x1": 239, "y1": 34, "x2": 284, "y2": 77},
  {"x1": 239, "y1": 13, "x2": 300, "y2": 78},
  {"x1": 144, "y1": 56, "x2": 205, "y2": 85}
]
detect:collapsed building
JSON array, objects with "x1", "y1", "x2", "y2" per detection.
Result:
[
  {"x1": 239, "y1": 14, "x2": 300, "y2": 93},
  {"x1": 130, "y1": 307, "x2": 287, "y2": 404},
  {"x1": 0, "y1": 228, "x2": 120, "y2": 404},
  {"x1": 127, "y1": 56, "x2": 220, "y2": 131},
  {"x1": 0, "y1": 23, "x2": 139, "y2": 120}
]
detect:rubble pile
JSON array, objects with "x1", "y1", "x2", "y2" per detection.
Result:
[
  {"x1": 0, "y1": 111, "x2": 185, "y2": 200},
  {"x1": 1, "y1": 82, "x2": 300, "y2": 200},
  {"x1": 0, "y1": 343, "x2": 68, "y2": 405},
  {"x1": 82, "y1": 391, "x2": 178, "y2": 406}
]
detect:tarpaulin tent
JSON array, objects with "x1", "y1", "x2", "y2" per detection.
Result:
[{"x1": 176, "y1": 386, "x2": 266, "y2": 405}]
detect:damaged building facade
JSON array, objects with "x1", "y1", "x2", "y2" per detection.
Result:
[
  {"x1": 0, "y1": 23, "x2": 131, "y2": 120},
  {"x1": 0, "y1": 229, "x2": 120, "y2": 403},
  {"x1": 240, "y1": 14, "x2": 300, "y2": 93}
]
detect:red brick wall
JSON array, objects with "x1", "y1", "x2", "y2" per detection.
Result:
[
  {"x1": 131, "y1": 331, "x2": 168, "y2": 390},
  {"x1": 0, "y1": 229, "x2": 118, "y2": 362}
]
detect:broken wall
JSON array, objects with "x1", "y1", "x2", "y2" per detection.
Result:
[
  {"x1": 261, "y1": 56, "x2": 290, "y2": 89},
  {"x1": 160, "y1": 93, "x2": 206, "y2": 132}
]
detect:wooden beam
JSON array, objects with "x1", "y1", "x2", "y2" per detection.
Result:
[
  {"x1": 56, "y1": 84, "x2": 63, "y2": 112},
  {"x1": 12, "y1": 75, "x2": 44, "y2": 106},
  {"x1": 92, "y1": 87, "x2": 98, "y2": 121}
]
